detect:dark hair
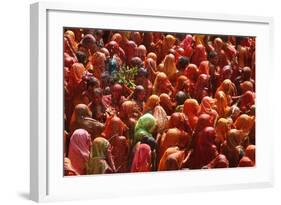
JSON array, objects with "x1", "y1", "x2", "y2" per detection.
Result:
[
  {"x1": 76, "y1": 51, "x2": 87, "y2": 65},
  {"x1": 136, "y1": 67, "x2": 148, "y2": 78},
  {"x1": 177, "y1": 56, "x2": 190, "y2": 71},
  {"x1": 208, "y1": 50, "x2": 218, "y2": 59},
  {"x1": 175, "y1": 91, "x2": 188, "y2": 105}
]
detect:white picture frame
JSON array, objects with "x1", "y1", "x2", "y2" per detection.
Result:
[{"x1": 30, "y1": 1, "x2": 274, "y2": 202}]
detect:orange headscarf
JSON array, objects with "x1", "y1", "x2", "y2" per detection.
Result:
[
  {"x1": 153, "y1": 72, "x2": 172, "y2": 95},
  {"x1": 69, "y1": 63, "x2": 85, "y2": 87},
  {"x1": 102, "y1": 115, "x2": 128, "y2": 140},
  {"x1": 216, "y1": 79, "x2": 237, "y2": 104},
  {"x1": 160, "y1": 54, "x2": 177, "y2": 79},
  {"x1": 234, "y1": 114, "x2": 255, "y2": 136},
  {"x1": 198, "y1": 60, "x2": 209, "y2": 76},
  {"x1": 215, "y1": 91, "x2": 230, "y2": 118},
  {"x1": 183, "y1": 99, "x2": 199, "y2": 130},
  {"x1": 159, "y1": 128, "x2": 190, "y2": 159},
  {"x1": 158, "y1": 146, "x2": 185, "y2": 171},
  {"x1": 143, "y1": 94, "x2": 160, "y2": 113},
  {"x1": 215, "y1": 118, "x2": 232, "y2": 145},
  {"x1": 245, "y1": 144, "x2": 255, "y2": 164},
  {"x1": 185, "y1": 64, "x2": 199, "y2": 83}
]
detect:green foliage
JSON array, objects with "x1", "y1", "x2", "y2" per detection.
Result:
[{"x1": 114, "y1": 65, "x2": 138, "y2": 88}]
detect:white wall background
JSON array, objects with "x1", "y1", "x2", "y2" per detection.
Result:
[{"x1": 0, "y1": 0, "x2": 280, "y2": 204}]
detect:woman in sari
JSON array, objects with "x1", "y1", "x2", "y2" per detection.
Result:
[
  {"x1": 158, "y1": 146, "x2": 185, "y2": 171},
  {"x1": 68, "y1": 129, "x2": 91, "y2": 175},
  {"x1": 134, "y1": 113, "x2": 157, "y2": 145},
  {"x1": 244, "y1": 144, "x2": 255, "y2": 164},
  {"x1": 153, "y1": 72, "x2": 174, "y2": 96},
  {"x1": 198, "y1": 60, "x2": 209, "y2": 76},
  {"x1": 216, "y1": 79, "x2": 237, "y2": 105},
  {"x1": 214, "y1": 37, "x2": 230, "y2": 69},
  {"x1": 221, "y1": 129, "x2": 243, "y2": 167},
  {"x1": 215, "y1": 118, "x2": 232, "y2": 151},
  {"x1": 123, "y1": 40, "x2": 137, "y2": 64},
  {"x1": 184, "y1": 126, "x2": 218, "y2": 169},
  {"x1": 174, "y1": 75, "x2": 190, "y2": 96},
  {"x1": 168, "y1": 112, "x2": 191, "y2": 134},
  {"x1": 233, "y1": 114, "x2": 255, "y2": 147},
  {"x1": 204, "y1": 154, "x2": 229, "y2": 169},
  {"x1": 215, "y1": 91, "x2": 231, "y2": 118},
  {"x1": 88, "y1": 51, "x2": 106, "y2": 79},
  {"x1": 179, "y1": 34, "x2": 193, "y2": 58},
  {"x1": 184, "y1": 64, "x2": 199, "y2": 97},
  {"x1": 183, "y1": 99, "x2": 200, "y2": 131},
  {"x1": 86, "y1": 137, "x2": 116, "y2": 174},
  {"x1": 159, "y1": 93, "x2": 176, "y2": 116},
  {"x1": 158, "y1": 128, "x2": 191, "y2": 160},
  {"x1": 238, "y1": 91, "x2": 255, "y2": 113},
  {"x1": 88, "y1": 88, "x2": 106, "y2": 123},
  {"x1": 198, "y1": 96, "x2": 218, "y2": 126},
  {"x1": 194, "y1": 74, "x2": 210, "y2": 102},
  {"x1": 159, "y1": 34, "x2": 176, "y2": 63},
  {"x1": 69, "y1": 104, "x2": 105, "y2": 139},
  {"x1": 131, "y1": 143, "x2": 152, "y2": 172},
  {"x1": 159, "y1": 54, "x2": 177, "y2": 79},
  {"x1": 191, "y1": 44, "x2": 207, "y2": 67},
  {"x1": 145, "y1": 57, "x2": 158, "y2": 83},
  {"x1": 102, "y1": 115, "x2": 128, "y2": 140},
  {"x1": 64, "y1": 157, "x2": 79, "y2": 176},
  {"x1": 135, "y1": 45, "x2": 147, "y2": 61}
]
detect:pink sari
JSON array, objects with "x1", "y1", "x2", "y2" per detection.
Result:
[{"x1": 68, "y1": 129, "x2": 91, "y2": 175}]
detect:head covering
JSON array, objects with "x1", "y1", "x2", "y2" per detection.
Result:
[
  {"x1": 215, "y1": 91, "x2": 229, "y2": 118},
  {"x1": 168, "y1": 112, "x2": 188, "y2": 131},
  {"x1": 239, "y1": 91, "x2": 255, "y2": 112},
  {"x1": 186, "y1": 126, "x2": 218, "y2": 169},
  {"x1": 198, "y1": 60, "x2": 209, "y2": 75},
  {"x1": 91, "y1": 52, "x2": 106, "y2": 79},
  {"x1": 183, "y1": 99, "x2": 199, "y2": 130},
  {"x1": 69, "y1": 63, "x2": 85, "y2": 86},
  {"x1": 145, "y1": 57, "x2": 157, "y2": 81},
  {"x1": 161, "y1": 54, "x2": 177, "y2": 78},
  {"x1": 234, "y1": 114, "x2": 255, "y2": 135},
  {"x1": 240, "y1": 81, "x2": 254, "y2": 93},
  {"x1": 131, "y1": 143, "x2": 152, "y2": 172},
  {"x1": 158, "y1": 146, "x2": 185, "y2": 171},
  {"x1": 111, "y1": 33, "x2": 122, "y2": 43},
  {"x1": 147, "y1": 52, "x2": 157, "y2": 62},
  {"x1": 185, "y1": 64, "x2": 199, "y2": 82},
  {"x1": 153, "y1": 72, "x2": 172, "y2": 95},
  {"x1": 191, "y1": 44, "x2": 207, "y2": 67},
  {"x1": 206, "y1": 154, "x2": 229, "y2": 169},
  {"x1": 215, "y1": 118, "x2": 232, "y2": 144},
  {"x1": 64, "y1": 157, "x2": 79, "y2": 176},
  {"x1": 216, "y1": 79, "x2": 237, "y2": 104},
  {"x1": 134, "y1": 113, "x2": 157, "y2": 144},
  {"x1": 68, "y1": 129, "x2": 91, "y2": 175},
  {"x1": 143, "y1": 94, "x2": 160, "y2": 113},
  {"x1": 245, "y1": 144, "x2": 255, "y2": 162},
  {"x1": 199, "y1": 96, "x2": 218, "y2": 125},
  {"x1": 180, "y1": 34, "x2": 193, "y2": 57},
  {"x1": 227, "y1": 129, "x2": 242, "y2": 148},
  {"x1": 111, "y1": 135, "x2": 129, "y2": 173},
  {"x1": 159, "y1": 128, "x2": 190, "y2": 159},
  {"x1": 102, "y1": 115, "x2": 127, "y2": 140},
  {"x1": 194, "y1": 113, "x2": 212, "y2": 134},
  {"x1": 159, "y1": 93, "x2": 174, "y2": 115},
  {"x1": 87, "y1": 137, "x2": 116, "y2": 174},
  {"x1": 194, "y1": 74, "x2": 209, "y2": 102},
  {"x1": 70, "y1": 104, "x2": 105, "y2": 139},
  {"x1": 80, "y1": 34, "x2": 97, "y2": 51},
  {"x1": 238, "y1": 156, "x2": 254, "y2": 167}
]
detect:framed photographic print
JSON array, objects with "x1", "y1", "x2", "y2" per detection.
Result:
[{"x1": 30, "y1": 1, "x2": 274, "y2": 202}]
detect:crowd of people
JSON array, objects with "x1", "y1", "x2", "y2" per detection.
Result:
[{"x1": 63, "y1": 28, "x2": 256, "y2": 176}]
